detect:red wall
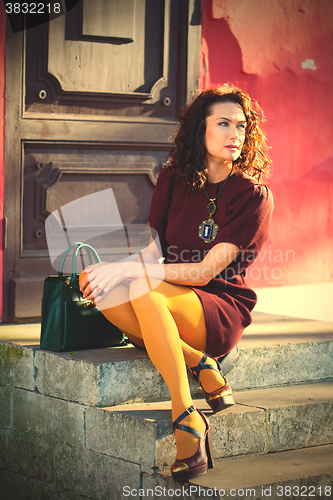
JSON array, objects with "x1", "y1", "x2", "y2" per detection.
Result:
[
  {"x1": 0, "y1": 2, "x2": 5, "y2": 321},
  {"x1": 201, "y1": 0, "x2": 333, "y2": 288}
]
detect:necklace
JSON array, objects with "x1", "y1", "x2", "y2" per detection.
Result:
[{"x1": 198, "y1": 166, "x2": 234, "y2": 244}]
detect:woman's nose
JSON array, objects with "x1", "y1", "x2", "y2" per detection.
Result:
[{"x1": 229, "y1": 126, "x2": 239, "y2": 139}]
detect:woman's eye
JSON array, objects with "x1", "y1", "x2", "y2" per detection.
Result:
[
  {"x1": 218, "y1": 121, "x2": 228, "y2": 127},
  {"x1": 237, "y1": 123, "x2": 246, "y2": 130}
]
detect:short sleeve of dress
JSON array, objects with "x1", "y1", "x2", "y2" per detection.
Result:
[
  {"x1": 215, "y1": 182, "x2": 274, "y2": 266},
  {"x1": 148, "y1": 167, "x2": 175, "y2": 257}
]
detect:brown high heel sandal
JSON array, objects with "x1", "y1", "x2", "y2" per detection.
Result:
[
  {"x1": 189, "y1": 353, "x2": 235, "y2": 413},
  {"x1": 171, "y1": 405, "x2": 214, "y2": 482}
]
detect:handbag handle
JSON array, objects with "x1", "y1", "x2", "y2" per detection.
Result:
[
  {"x1": 71, "y1": 243, "x2": 101, "y2": 283},
  {"x1": 58, "y1": 242, "x2": 101, "y2": 284},
  {"x1": 58, "y1": 242, "x2": 84, "y2": 275}
]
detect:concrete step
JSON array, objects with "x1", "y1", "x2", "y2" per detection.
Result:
[
  {"x1": 152, "y1": 445, "x2": 333, "y2": 500},
  {"x1": 84, "y1": 381, "x2": 333, "y2": 469},
  {"x1": 1, "y1": 313, "x2": 332, "y2": 407}
]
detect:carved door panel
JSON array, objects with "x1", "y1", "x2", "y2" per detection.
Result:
[{"x1": 3, "y1": 0, "x2": 201, "y2": 320}]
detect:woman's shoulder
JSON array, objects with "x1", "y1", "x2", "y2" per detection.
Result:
[
  {"x1": 155, "y1": 165, "x2": 187, "y2": 194},
  {"x1": 155, "y1": 165, "x2": 177, "y2": 186},
  {"x1": 231, "y1": 171, "x2": 273, "y2": 200},
  {"x1": 228, "y1": 171, "x2": 274, "y2": 215}
]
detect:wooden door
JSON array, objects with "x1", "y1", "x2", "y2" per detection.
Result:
[{"x1": 3, "y1": 0, "x2": 201, "y2": 321}]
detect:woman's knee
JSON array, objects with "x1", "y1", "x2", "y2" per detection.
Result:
[
  {"x1": 97, "y1": 282, "x2": 131, "y2": 310},
  {"x1": 99, "y1": 283, "x2": 142, "y2": 336},
  {"x1": 129, "y1": 277, "x2": 164, "y2": 303}
]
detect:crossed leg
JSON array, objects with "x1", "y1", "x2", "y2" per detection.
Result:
[{"x1": 98, "y1": 278, "x2": 224, "y2": 460}]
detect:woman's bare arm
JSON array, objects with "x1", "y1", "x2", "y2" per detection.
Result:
[{"x1": 80, "y1": 241, "x2": 240, "y2": 302}]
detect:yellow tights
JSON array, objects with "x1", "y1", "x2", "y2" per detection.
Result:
[{"x1": 98, "y1": 278, "x2": 225, "y2": 460}]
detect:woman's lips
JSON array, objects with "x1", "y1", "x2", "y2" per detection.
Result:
[{"x1": 225, "y1": 145, "x2": 239, "y2": 149}]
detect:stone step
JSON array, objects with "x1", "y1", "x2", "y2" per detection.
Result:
[
  {"x1": 84, "y1": 381, "x2": 333, "y2": 469},
  {"x1": 1, "y1": 378, "x2": 332, "y2": 500},
  {"x1": 1, "y1": 313, "x2": 332, "y2": 407},
  {"x1": 151, "y1": 445, "x2": 333, "y2": 500}
]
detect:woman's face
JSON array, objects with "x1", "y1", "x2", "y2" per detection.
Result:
[{"x1": 204, "y1": 101, "x2": 246, "y2": 166}]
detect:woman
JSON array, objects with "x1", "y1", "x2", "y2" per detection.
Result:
[{"x1": 80, "y1": 84, "x2": 273, "y2": 482}]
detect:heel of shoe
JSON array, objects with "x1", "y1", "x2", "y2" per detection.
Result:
[
  {"x1": 208, "y1": 384, "x2": 235, "y2": 413},
  {"x1": 205, "y1": 427, "x2": 215, "y2": 469},
  {"x1": 171, "y1": 407, "x2": 214, "y2": 482},
  {"x1": 189, "y1": 353, "x2": 236, "y2": 414}
]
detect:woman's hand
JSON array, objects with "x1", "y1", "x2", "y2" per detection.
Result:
[
  {"x1": 79, "y1": 261, "x2": 134, "y2": 303},
  {"x1": 79, "y1": 240, "x2": 241, "y2": 302}
]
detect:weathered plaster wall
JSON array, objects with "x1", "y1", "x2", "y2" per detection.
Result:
[
  {"x1": 0, "y1": 3, "x2": 6, "y2": 321},
  {"x1": 201, "y1": 0, "x2": 333, "y2": 287}
]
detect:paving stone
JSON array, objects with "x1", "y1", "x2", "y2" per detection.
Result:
[
  {"x1": 0, "y1": 457, "x2": 140, "y2": 500},
  {"x1": 74, "y1": 450, "x2": 141, "y2": 500},
  {"x1": 11, "y1": 388, "x2": 84, "y2": 447},
  {"x1": 209, "y1": 404, "x2": 266, "y2": 458},
  {"x1": 0, "y1": 385, "x2": 12, "y2": 429},
  {"x1": 141, "y1": 472, "x2": 220, "y2": 500},
  {"x1": 3, "y1": 388, "x2": 84, "y2": 483},
  {"x1": 0, "y1": 342, "x2": 35, "y2": 390},
  {"x1": 0, "y1": 314, "x2": 332, "y2": 499},
  {"x1": 228, "y1": 340, "x2": 333, "y2": 390},
  {"x1": 31, "y1": 339, "x2": 333, "y2": 407},
  {"x1": 0, "y1": 468, "x2": 92, "y2": 500},
  {"x1": 188, "y1": 444, "x2": 333, "y2": 500},
  {"x1": 266, "y1": 402, "x2": 333, "y2": 452},
  {"x1": 155, "y1": 462, "x2": 333, "y2": 500},
  {"x1": 235, "y1": 381, "x2": 333, "y2": 451},
  {"x1": 87, "y1": 381, "x2": 333, "y2": 469},
  {"x1": 2, "y1": 434, "x2": 140, "y2": 500},
  {"x1": 86, "y1": 399, "x2": 265, "y2": 467},
  {"x1": 243, "y1": 313, "x2": 333, "y2": 344},
  {"x1": 0, "y1": 388, "x2": 141, "y2": 500},
  {"x1": 2, "y1": 313, "x2": 333, "y2": 407},
  {"x1": 85, "y1": 402, "x2": 168, "y2": 468},
  {"x1": 34, "y1": 349, "x2": 101, "y2": 406},
  {"x1": 34, "y1": 346, "x2": 180, "y2": 407},
  {"x1": 0, "y1": 323, "x2": 41, "y2": 346},
  {"x1": 0, "y1": 428, "x2": 11, "y2": 470}
]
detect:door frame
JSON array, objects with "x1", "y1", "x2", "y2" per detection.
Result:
[{"x1": 2, "y1": 0, "x2": 201, "y2": 322}]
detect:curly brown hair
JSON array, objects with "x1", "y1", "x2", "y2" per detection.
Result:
[{"x1": 167, "y1": 84, "x2": 271, "y2": 188}]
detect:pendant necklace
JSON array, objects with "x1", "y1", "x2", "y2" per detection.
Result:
[{"x1": 198, "y1": 166, "x2": 234, "y2": 244}]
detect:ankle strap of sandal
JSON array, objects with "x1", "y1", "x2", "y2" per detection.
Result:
[
  {"x1": 188, "y1": 354, "x2": 219, "y2": 381},
  {"x1": 173, "y1": 405, "x2": 203, "y2": 438}
]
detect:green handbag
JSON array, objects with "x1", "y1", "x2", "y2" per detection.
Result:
[{"x1": 40, "y1": 242, "x2": 125, "y2": 352}]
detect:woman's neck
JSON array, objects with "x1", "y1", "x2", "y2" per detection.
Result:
[{"x1": 206, "y1": 160, "x2": 233, "y2": 184}]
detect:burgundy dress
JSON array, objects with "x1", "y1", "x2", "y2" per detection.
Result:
[{"x1": 148, "y1": 167, "x2": 274, "y2": 358}]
